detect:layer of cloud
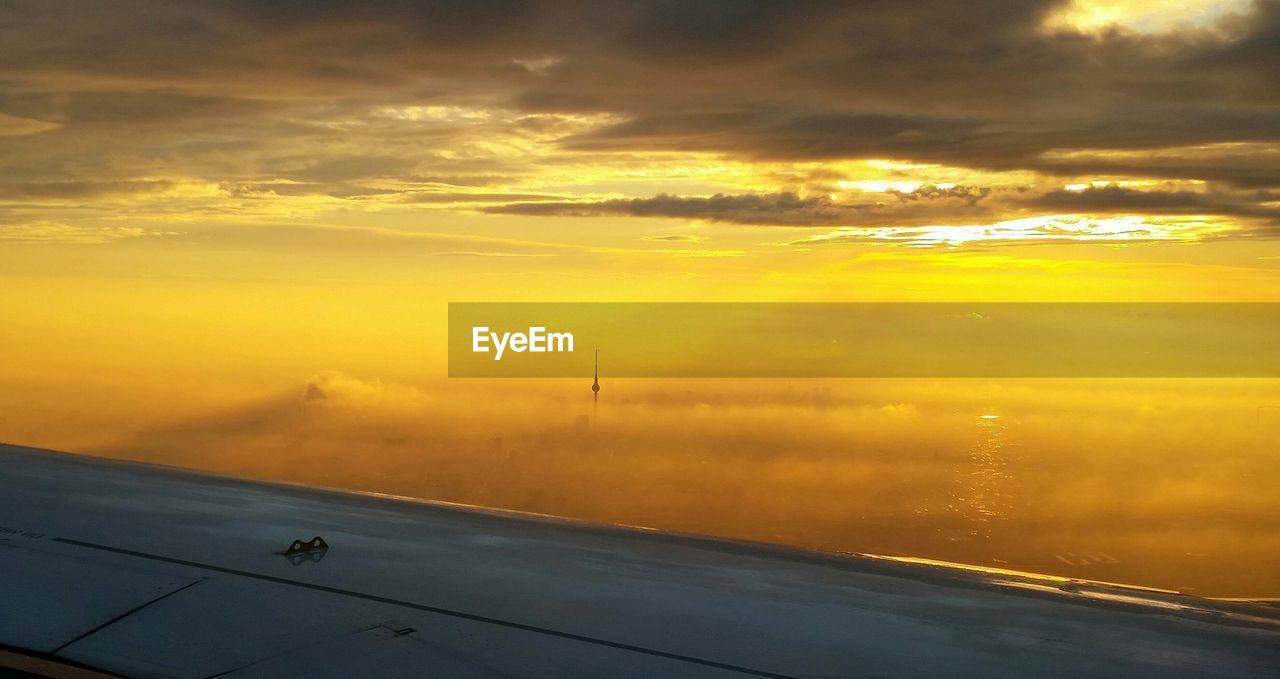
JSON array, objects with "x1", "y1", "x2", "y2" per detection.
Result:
[
  {"x1": 0, "y1": 0, "x2": 1276, "y2": 242},
  {"x1": 1029, "y1": 185, "x2": 1280, "y2": 220},
  {"x1": 642, "y1": 234, "x2": 705, "y2": 242},
  {"x1": 488, "y1": 183, "x2": 1280, "y2": 244},
  {"x1": 489, "y1": 187, "x2": 996, "y2": 227}
]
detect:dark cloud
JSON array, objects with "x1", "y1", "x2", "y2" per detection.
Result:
[
  {"x1": 1030, "y1": 185, "x2": 1280, "y2": 221},
  {"x1": 563, "y1": 109, "x2": 1280, "y2": 181},
  {"x1": 1182, "y1": 0, "x2": 1280, "y2": 97},
  {"x1": 489, "y1": 187, "x2": 995, "y2": 227},
  {"x1": 491, "y1": 183, "x2": 1280, "y2": 232},
  {"x1": 642, "y1": 234, "x2": 704, "y2": 242},
  {"x1": 0, "y1": 0, "x2": 1276, "y2": 226},
  {"x1": 890, "y1": 184, "x2": 991, "y2": 205}
]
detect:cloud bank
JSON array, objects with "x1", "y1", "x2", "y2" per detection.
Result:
[{"x1": 0, "y1": 0, "x2": 1277, "y2": 244}]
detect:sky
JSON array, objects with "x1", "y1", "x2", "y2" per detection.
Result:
[
  {"x1": 2, "y1": 0, "x2": 1279, "y2": 378},
  {"x1": 1, "y1": 0, "x2": 1278, "y2": 594}
]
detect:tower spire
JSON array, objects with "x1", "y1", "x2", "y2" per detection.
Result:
[{"x1": 591, "y1": 349, "x2": 600, "y2": 399}]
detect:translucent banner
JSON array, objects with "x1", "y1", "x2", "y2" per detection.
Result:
[{"x1": 448, "y1": 303, "x2": 1280, "y2": 377}]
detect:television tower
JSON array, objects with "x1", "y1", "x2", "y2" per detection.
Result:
[{"x1": 592, "y1": 349, "x2": 601, "y2": 401}]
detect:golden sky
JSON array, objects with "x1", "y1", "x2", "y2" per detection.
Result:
[
  {"x1": 2, "y1": 1, "x2": 1279, "y2": 593},
  {"x1": 1, "y1": 0, "x2": 1277, "y2": 392},
  {"x1": 1, "y1": 0, "x2": 1277, "y2": 407}
]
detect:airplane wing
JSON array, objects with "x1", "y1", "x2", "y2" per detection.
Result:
[{"x1": 1, "y1": 442, "x2": 1277, "y2": 678}]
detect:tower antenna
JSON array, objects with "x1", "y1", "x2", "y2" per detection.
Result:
[{"x1": 592, "y1": 349, "x2": 601, "y2": 401}]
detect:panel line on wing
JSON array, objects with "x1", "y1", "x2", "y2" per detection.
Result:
[{"x1": 52, "y1": 579, "x2": 206, "y2": 655}]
